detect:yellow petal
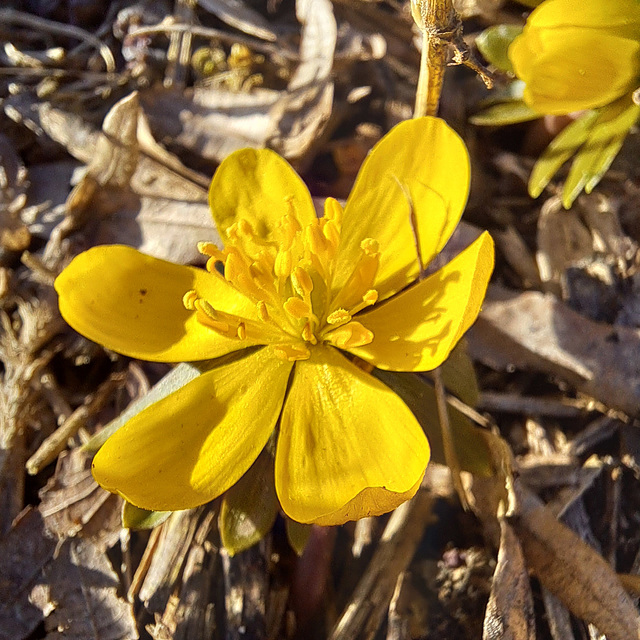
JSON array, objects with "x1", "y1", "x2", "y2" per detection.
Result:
[
  {"x1": 511, "y1": 30, "x2": 640, "y2": 114},
  {"x1": 93, "y1": 348, "x2": 293, "y2": 511},
  {"x1": 275, "y1": 345, "x2": 430, "y2": 525},
  {"x1": 524, "y1": 0, "x2": 640, "y2": 32},
  {"x1": 208, "y1": 148, "x2": 316, "y2": 243},
  {"x1": 55, "y1": 245, "x2": 259, "y2": 362},
  {"x1": 348, "y1": 232, "x2": 494, "y2": 372},
  {"x1": 332, "y1": 117, "x2": 470, "y2": 300}
]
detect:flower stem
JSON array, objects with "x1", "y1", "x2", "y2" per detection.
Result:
[{"x1": 412, "y1": 0, "x2": 493, "y2": 117}]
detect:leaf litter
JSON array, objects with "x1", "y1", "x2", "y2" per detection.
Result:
[{"x1": 2, "y1": 0, "x2": 640, "y2": 638}]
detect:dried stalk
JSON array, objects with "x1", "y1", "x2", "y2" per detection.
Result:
[{"x1": 411, "y1": 0, "x2": 493, "y2": 117}]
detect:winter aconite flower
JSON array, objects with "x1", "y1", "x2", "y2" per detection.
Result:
[
  {"x1": 55, "y1": 117, "x2": 494, "y2": 526},
  {"x1": 509, "y1": 0, "x2": 640, "y2": 115}
]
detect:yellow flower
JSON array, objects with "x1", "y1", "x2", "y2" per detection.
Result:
[
  {"x1": 509, "y1": 0, "x2": 640, "y2": 115},
  {"x1": 55, "y1": 117, "x2": 494, "y2": 526}
]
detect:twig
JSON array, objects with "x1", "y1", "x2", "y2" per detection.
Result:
[
  {"x1": 128, "y1": 23, "x2": 299, "y2": 61},
  {"x1": 26, "y1": 371, "x2": 126, "y2": 475},
  {"x1": 0, "y1": 8, "x2": 116, "y2": 72},
  {"x1": 433, "y1": 366, "x2": 468, "y2": 509},
  {"x1": 411, "y1": 0, "x2": 493, "y2": 117}
]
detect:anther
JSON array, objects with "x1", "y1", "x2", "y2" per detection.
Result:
[
  {"x1": 327, "y1": 309, "x2": 352, "y2": 325},
  {"x1": 257, "y1": 300, "x2": 270, "y2": 322},
  {"x1": 292, "y1": 266, "x2": 313, "y2": 297},
  {"x1": 360, "y1": 238, "x2": 379, "y2": 256},
  {"x1": 284, "y1": 297, "x2": 312, "y2": 319},
  {"x1": 237, "y1": 323, "x2": 247, "y2": 339},
  {"x1": 302, "y1": 322, "x2": 317, "y2": 344},
  {"x1": 183, "y1": 290, "x2": 198, "y2": 310}
]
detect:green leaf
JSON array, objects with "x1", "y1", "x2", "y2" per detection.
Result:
[
  {"x1": 375, "y1": 369, "x2": 493, "y2": 477},
  {"x1": 122, "y1": 501, "x2": 172, "y2": 529},
  {"x1": 529, "y1": 111, "x2": 599, "y2": 199},
  {"x1": 561, "y1": 101, "x2": 640, "y2": 208},
  {"x1": 438, "y1": 339, "x2": 479, "y2": 407},
  {"x1": 286, "y1": 518, "x2": 312, "y2": 556},
  {"x1": 471, "y1": 100, "x2": 540, "y2": 126},
  {"x1": 219, "y1": 450, "x2": 279, "y2": 557},
  {"x1": 476, "y1": 25, "x2": 523, "y2": 74}
]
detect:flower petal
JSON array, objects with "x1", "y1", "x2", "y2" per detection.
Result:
[
  {"x1": 275, "y1": 345, "x2": 430, "y2": 525},
  {"x1": 209, "y1": 148, "x2": 316, "y2": 243},
  {"x1": 93, "y1": 348, "x2": 293, "y2": 511},
  {"x1": 510, "y1": 30, "x2": 640, "y2": 114},
  {"x1": 332, "y1": 117, "x2": 470, "y2": 300},
  {"x1": 348, "y1": 232, "x2": 494, "y2": 372},
  {"x1": 55, "y1": 245, "x2": 259, "y2": 362},
  {"x1": 523, "y1": 0, "x2": 640, "y2": 32}
]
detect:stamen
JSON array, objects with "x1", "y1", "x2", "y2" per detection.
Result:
[
  {"x1": 292, "y1": 266, "x2": 313, "y2": 297},
  {"x1": 237, "y1": 323, "x2": 247, "y2": 340},
  {"x1": 197, "y1": 242, "x2": 225, "y2": 260},
  {"x1": 360, "y1": 237, "x2": 379, "y2": 256},
  {"x1": 257, "y1": 300, "x2": 270, "y2": 322},
  {"x1": 273, "y1": 343, "x2": 311, "y2": 362},
  {"x1": 302, "y1": 322, "x2": 317, "y2": 344},
  {"x1": 324, "y1": 321, "x2": 374, "y2": 349},
  {"x1": 284, "y1": 297, "x2": 312, "y2": 319},
  {"x1": 183, "y1": 290, "x2": 198, "y2": 310},
  {"x1": 275, "y1": 249, "x2": 293, "y2": 279},
  {"x1": 323, "y1": 197, "x2": 343, "y2": 225},
  {"x1": 326, "y1": 308, "x2": 352, "y2": 325},
  {"x1": 350, "y1": 289, "x2": 379, "y2": 315}
]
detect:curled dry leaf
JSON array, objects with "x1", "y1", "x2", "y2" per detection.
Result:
[
  {"x1": 483, "y1": 518, "x2": 535, "y2": 640},
  {"x1": 511, "y1": 483, "x2": 640, "y2": 640}
]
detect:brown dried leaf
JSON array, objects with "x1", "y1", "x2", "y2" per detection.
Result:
[
  {"x1": 43, "y1": 537, "x2": 138, "y2": 639},
  {"x1": 0, "y1": 508, "x2": 57, "y2": 640},
  {"x1": 267, "y1": 0, "x2": 336, "y2": 161},
  {"x1": 39, "y1": 448, "x2": 121, "y2": 551},
  {"x1": 483, "y1": 519, "x2": 535, "y2": 640},
  {"x1": 512, "y1": 483, "x2": 640, "y2": 640},
  {"x1": 469, "y1": 286, "x2": 640, "y2": 415},
  {"x1": 197, "y1": 0, "x2": 278, "y2": 41}
]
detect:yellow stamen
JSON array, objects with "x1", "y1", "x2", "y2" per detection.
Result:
[
  {"x1": 257, "y1": 300, "x2": 270, "y2": 322},
  {"x1": 292, "y1": 266, "x2": 313, "y2": 297},
  {"x1": 302, "y1": 322, "x2": 317, "y2": 344},
  {"x1": 324, "y1": 321, "x2": 374, "y2": 349},
  {"x1": 273, "y1": 343, "x2": 311, "y2": 362},
  {"x1": 183, "y1": 289, "x2": 198, "y2": 310},
  {"x1": 326, "y1": 309, "x2": 352, "y2": 325},
  {"x1": 284, "y1": 297, "x2": 312, "y2": 319},
  {"x1": 237, "y1": 323, "x2": 247, "y2": 340}
]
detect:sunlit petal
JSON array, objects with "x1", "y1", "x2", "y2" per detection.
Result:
[
  {"x1": 348, "y1": 232, "x2": 494, "y2": 372},
  {"x1": 525, "y1": 0, "x2": 640, "y2": 31},
  {"x1": 93, "y1": 348, "x2": 293, "y2": 511},
  {"x1": 275, "y1": 345, "x2": 430, "y2": 524},
  {"x1": 332, "y1": 117, "x2": 469, "y2": 300},
  {"x1": 209, "y1": 148, "x2": 316, "y2": 243},
  {"x1": 511, "y1": 31, "x2": 640, "y2": 114},
  {"x1": 55, "y1": 245, "x2": 259, "y2": 362}
]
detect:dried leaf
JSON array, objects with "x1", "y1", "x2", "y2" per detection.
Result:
[
  {"x1": 0, "y1": 508, "x2": 57, "y2": 640},
  {"x1": 38, "y1": 448, "x2": 119, "y2": 547},
  {"x1": 483, "y1": 518, "x2": 535, "y2": 640},
  {"x1": 43, "y1": 538, "x2": 138, "y2": 639},
  {"x1": 511, "y1": 483, "x2": 640, "y2": 640},
  {"x1": 197, "y1": 0, "x2": 278, "y2": 41},
  {"x1": 469, "y1": 286, "x2": 640, "y2": 415}
]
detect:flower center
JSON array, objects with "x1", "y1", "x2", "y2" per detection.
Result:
[{"x1": 183, "y1": 198, "x2": 379, "y2": 361}]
